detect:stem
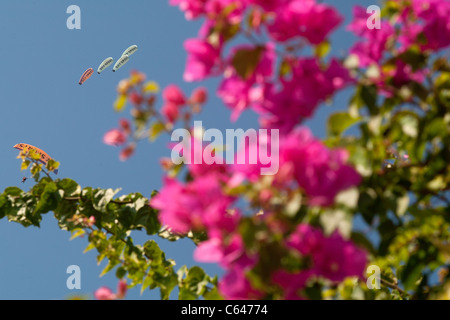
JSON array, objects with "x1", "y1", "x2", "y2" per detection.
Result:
[{"x1": 380, "y1": 278, "x2": 411, "y2": 298}]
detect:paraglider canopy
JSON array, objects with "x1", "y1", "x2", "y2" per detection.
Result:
[
  {"x1": 13, "y1": 143, "x2": 58, "y2": 174},
  {"x1": 79, "y1": 68, "x2": 94, "y2": 85}
]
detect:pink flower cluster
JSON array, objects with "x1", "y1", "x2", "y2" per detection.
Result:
[
  {"x1": 103, "y1": 118, "x2": 135, "y2": 161},
  {"x1": 195, "y1": 231, "x2": 263, "y2": 299},
  {"x1": 150, "y1": 175, "x2": 237, "y2": 234},
  {"x1": 173, "y1": 0, "x2": 350, "y2": 131},
  {"x1": 161, "y1": 84, "x2": 208, "y2": 124},
  {"x1": 348, "y1": 1, "x2": 450, "y2": 96},
  {"x1": 233, "y1": 127, "x2": 361, "y2": 206},
  {"x1": 254, "y1": 58, "x2": 353, "y2": 133},
  {"x1": 94, "y1": 280, "x2": 128, "y2": 300},
  {"x1": 151, "y1": 165, "x2": 262, "y2": 299},
  {"x1": 148, "y1": 0, "x2": 372, "y2": 299},
  {"x1": 273, "y1": 224, "x2": 367, "y2": 299}
]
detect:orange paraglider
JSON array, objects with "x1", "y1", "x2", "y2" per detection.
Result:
[
  {"x1": 13, "y1": 143, "x2": 58, "y2": 174},
  {"x1": 79, "y1": 68, "x2": 94, "y2": 85}
]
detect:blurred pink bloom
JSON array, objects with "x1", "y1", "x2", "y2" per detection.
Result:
[
  {"x1": 103, "y1": 129, "x2": 126, "y2": 146},
  {"x1": 194, "y1": 237, "x2": 224, "y2": 263},
  {"x1": 205, "y1": 0, "x2": 248, "y2": 24},
  {"x1": 129, "y1": 91, "x2": 143, "y2": 106},
  {"x1": 272, "y1": 269, "x2": 313, "y2": 300},
  {"x1": 267, "y1": 0, "x2": 342, "y2": 44},
  {"x1": 280, "y1": 128, "x2": 361, "y2": 206},
  {"x1": 119, "y1": 143, "x2": 135, "y2": 161},
  {"x1": 232, "y1": 127, "x2": 361, "y2": 206},
  {"x1": 347, "y1": 6, "x2": 394, "y2": 67},
  {"x1": 248, "y1": 0, "x2": 288, "y2": 12},
  {"x1": 218, "y1": 43, "x2": 275, "y2": 121},
  {"x1": 170, "y1": 0, "x2": 208, "y2": 20},
  {"x1": 286, "y1": 223, "x2": 324, "y2": 256},
  {"x1": 255, "y1": 58, "x2": 352, "y2": 133},
  {"x1": 219, "y1": 267, "x2": 263, "y2": 300},
  {"x1": 94, "y1": 286, "x2": 115, "y2": 300},
  {"x1": 116, "y1": 280, "x2": 128, "y2": 299},
  {"x1": 313, "y1": 231, "x2": 368, "y2": 282},
  {"x1": 183, "y1": 38, "x2": 221, "y2": 82},
  {"x1": 119, "y1": 118, "x2": 132, "y2": 136},
  {"x1": 190, "y1": 87, "x2": 208, "y2": 104},
  {"x1": 161, "y1": 102, "x2": 180, "y2": 124},
  {"x1": 272, "y1": 224, "x2": 367, "y2": 298},
  {"x1": 287, "y1": 224, "x2": 368, "y2": 282},
  {"x1": 163, "y1": 84, "x2": 187, "y2": 106},
  {"x1": 150, "y1": 175, "x2": 235, "y2": 233}
]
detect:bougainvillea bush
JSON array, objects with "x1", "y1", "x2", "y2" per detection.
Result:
[{"x1": 2, "y1": 0, "x2": 449, "y2": 300}]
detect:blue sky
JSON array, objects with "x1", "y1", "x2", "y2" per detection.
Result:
[{"x1": 0, "y1": 0, "x2": 374, "y2": 299}]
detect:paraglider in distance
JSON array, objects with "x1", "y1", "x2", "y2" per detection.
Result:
[
  {"x1": 79, "y1": 68, "x2": 94, "y2": 85},
  {"x1": 13, "y1": 143, "x2": 58, "y2": 174},
  {"x1": 121, "y1": 45, "x2": 138, "y2": 57},
  {"x1": 97, "y1": 57, "x2": 114, "y2": 74},
  {"x1": 112, "y1": 54, "x2": 129, "y2": 72}
]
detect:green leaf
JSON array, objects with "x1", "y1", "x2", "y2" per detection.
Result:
[
  {"x1": 232, "y1": 46, "x2": 264, "y2": 80},
  {"x1": 361, "y1": 85, "x2": 378, "y2": 115},
  {"x1": 21, "y1": 160, "x2": 31, "y2": 171},
  {"x1": 327, "y1": 112, "x2": 361, "y2": 137},
  {"x1": 149, "y1": 121, "x2": 166, "y2": 142},
  {"x1": 34, "y1": 181, "x2": 59, "y2": 215},
  {"x1": 314, "y1": 41, "x2": 330, "y2": 58},
  {"x1": 93, "y1": 188, "x2": 120, "y2": 212},
  {"x1": 58, "y1": 178, "x2": 81, "y2": 197},
  {"x1": 114, "y1": 94, "x2": 127, "y2": 112}
]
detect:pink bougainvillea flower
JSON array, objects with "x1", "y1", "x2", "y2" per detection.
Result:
[
  {"x1": 255, "y1": 58, "x2": 352, "y2": 134},
  {"x1": 103, "y1": 128, "x2": 126, "y2": 146},
  {"x1": 194, "y1": 236, "x2": 224, "y2": 263},
  {"x1": 116, "y1": 280, "x2": 128, "y2": 299},
  {"x1": 272, "y1": 269, "x2": 314, "y2": 300},
  {"x1": 150, "y1": 175, "x2": 235, "y2": 233},
  {"x1": 161, "y1": 102, "x2": 180, "y2": 124},
  {"x1": 218, "y1": 43, "x2": 275, "y2": 121},
  {"x1": 119, "y1": 143, "x2": 135, "y2": 161},
  {"x1": 190, "y1": 86, "x2": 208, "y2": 104},
  {"x1": 183, "y1": 38, "x2": 221, "y2": 82},
  {"x1": 170, "y1": 134, "x2": 230, "y2": 178},
  {"x1": 267, "y1": 0, "x2": 342, "y2": 45},
  {"x1": 119, "y1": 118, "x2": 132, "y2": 136},
  {"x1": 249, "y1": 0, "x2": 289, "y2": 12},
  {"x1": 286, "y1": 224, "x2": 368, "y2": 282},
  {"x1": 232, "y1": 126, "x2": 361, "y2": 206},
  {"x1": 312, "y1": 231, "x2": 368, "y2": 282},
  {"x1": 170, "y1": 0, "x2": 208, "y2": 20},
  {"x1": 218, "y1": 267, "x2": 263, "y2": 300},
  {"x1": 205, "y1": 0, "x2": 248, "y2": 25},
  {"x1": 94, "y1": 286, "x2": 115, "y2": 300},
  {"x1": 129, "y1": 91, "x2": 143, "y2": 106},
  {"x1": 280, "y1": 128, "x2": 361, "y2": 206},
  {"x1": 347, "y1": 6, "x2": 394, "y2": 67},
  {"x1": 163, "y1": 84, "x2": 187, "y2": 107},
  {"x1": 286, "y1": 223, "x2": 324, "y2": 256}
]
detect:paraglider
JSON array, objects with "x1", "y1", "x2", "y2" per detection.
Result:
[
  {"x1": 79, "y1": 68, "x2": 94, "y2": 85},
  {"x1": 97, "y1": 57, "x2": 114, "y2": 74},
  {"x1": 113, "y1": 54, "x2": 129, "y2": 72},
  {"x1": 121, "y1": 45, "x2": 138, "y2": 57},
  {"x1": 13, "y1": 143, "x2": 58, "y2": 174},
  {"x1": 77, "y1": 44, "x2": 138, "y2": 81}
]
